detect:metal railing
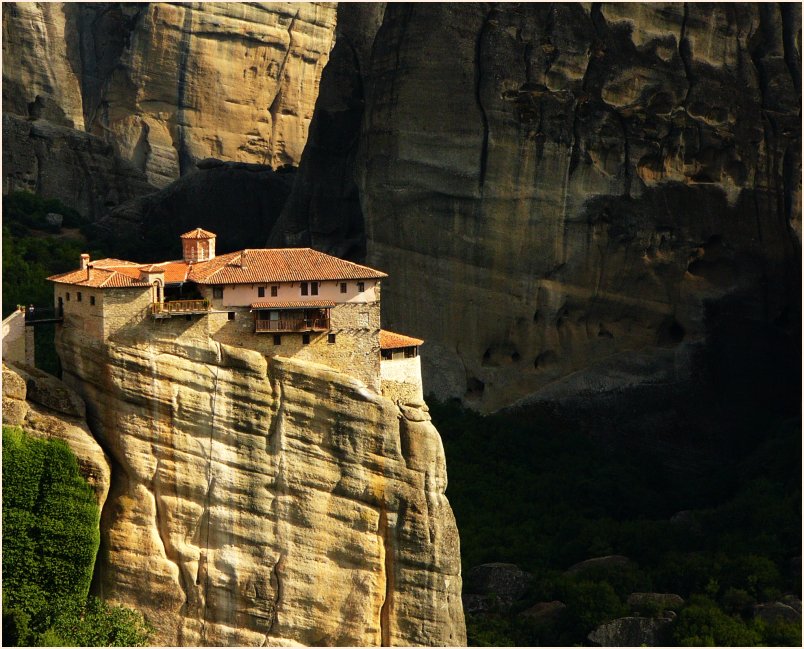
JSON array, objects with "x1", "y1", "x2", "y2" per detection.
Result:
[
  {"x1": 151, "y1": 300, "x2": 210, "y2": 315},
  {"x1": 255, "y1": 317, "x2": 330, "y2": 332}
]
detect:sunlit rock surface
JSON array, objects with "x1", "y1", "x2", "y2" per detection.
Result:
[
  {"x1": 56, "y1": 324, "x2": 465, "y2": 646},
  {"x1": 2, "y1": 2, "x2": 336, "y2": 188}
]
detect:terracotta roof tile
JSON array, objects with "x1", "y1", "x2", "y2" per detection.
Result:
[
  {"x1": 180, "y1": 228, "x2": 217, "y2": 239},
  {"x1": 251, "y1": 300, "x2": 336, "y2": 309},
  {"x1": 190, "y1": 249, "x2": 387, "y2": 284},
  {"x1": 380, "y1": 330, "x2": 424, "y2": 349},
  {"x1": 47, "y1": 267, "x2": 150, "y2": 288}
]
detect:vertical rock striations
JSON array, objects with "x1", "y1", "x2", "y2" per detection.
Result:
[
  {"x1": 3, "y1": 2, "x2": 336, "y2": 190},
  {"x1": 55, "y1": 324, "x2": 465, "y2": 646},
  {"x1": 282, "y1": 3, "x2": 801, "y2": 415}
]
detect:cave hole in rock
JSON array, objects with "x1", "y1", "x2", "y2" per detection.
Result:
[
  {"x1": 465, "y1": 377, "x2": 485, "y2": 399},
  {"x1": 533, "y1": 309, "x2": 541, "y2": 323},
  {"x1": 534, "y1": 350, "x2": 558, "y2": 369},
  {"x1": 598, "y1": 323, "x2": 614, "y2": 339},
  {"x1": 511, "y1": 351, "x2": 521, "y2": 363},
  {"x1": 657, "y1": 317, "x2": 685, "y2": 346}
]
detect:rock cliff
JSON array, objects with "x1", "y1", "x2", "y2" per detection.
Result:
[
  {"x1": 3, "y1": 1, "x2": 336, "y2": 195},
  {"x1": 55, "y1": 323, "x2": 465, "y2": 645},
  {"x1": 275, "y1": 3, "x2": 801, "y2": 415},
  {"x1": 2, "y1": 362, "x2": 111, "y2": 506}
]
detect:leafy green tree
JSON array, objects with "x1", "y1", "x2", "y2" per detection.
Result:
[{"x1": 2, "y1": 426, "x2": 151, "y2": 646}]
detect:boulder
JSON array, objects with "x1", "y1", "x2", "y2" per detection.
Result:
[
  {"x1": 752, "y1": 602, "x2": 801, "y2": 624},
  {"x1": 566, "y1": 555, "x2": 636, "y2": 576},
  {"x1": 627, "y1": 592, "x2": 685, "y2": 613},
  {"x1": 519, "y1": 600, "x2": 566, "y2": 622},
  {"x1": 44, "y1": 212, "x2": 64, "y2": 228},
  {"x1": 7, "y1": 362, "x2": 85, "y2": 418},
  {"x1": 588, "y1": 615, "x2": 674, "y2": 647},
  {"x1": 463, "y1": 563, "x2": 533, "y2": 611}
]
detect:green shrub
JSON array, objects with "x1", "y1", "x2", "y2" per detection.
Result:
[
  {"x1": 2, "y1": 426, "x2": 151, "y2": 646},
  {"x1": 674, "y1": 595, "x2": 761, "y2": 646}
]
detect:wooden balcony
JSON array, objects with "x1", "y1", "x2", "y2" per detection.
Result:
[
  {"x1": 254, "y1": 316, "x2": 330, "y2": 333},
  {"x1": 151, "y1": 300, "x2": 210, "y2": 317}
]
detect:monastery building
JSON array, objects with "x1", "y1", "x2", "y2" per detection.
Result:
[{"x1": 47, "y1": 228, "x2": 423, "y2": 401}]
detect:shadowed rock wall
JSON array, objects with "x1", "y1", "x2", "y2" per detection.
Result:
[{"x1": 276, "y1": 3, "x2": 801, "y2": 415}]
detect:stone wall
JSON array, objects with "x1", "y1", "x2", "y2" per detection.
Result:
[
  {"x1": 2, "y1": 310, "x2": 27, "y2": 365},
  {"x1": 381, "y1": 356, "x2": 424, "y2": 404}
]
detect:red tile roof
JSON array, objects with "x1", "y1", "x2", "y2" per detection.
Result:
[
  {"x1": 48, "y1": 247, "x2": 385, "y2": 289},
  {"x1": 190, "y1": 249, "x2": 387, "y2": 284},
  {"x1": 180, "y1": 228, "x2": 217, "y2": 239},
  {"x1": 251, "y1": 300, "x2": 336, "y2": 309},
  {"x1": 48, "y1": 267, "x2": 151, "y2": 288},
  {"x1": 380, "y1": 330, "x2": 424, "y2": 349}
]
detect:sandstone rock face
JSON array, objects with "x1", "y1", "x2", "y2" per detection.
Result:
[
  {"x1": 2, "y1": 362, "x2": 111, "y2": 506},
  {"x1": 2, "y1": 2, "x2": 336, "y2": 188},
  {"x1": 55, "y1": 324, "x2": 465, "y2": 645},
  {"x1": 270, "y1": 2, "x2": 387, "y2": 259},
  {"x1": 3, "y1": 114, "x2": 156, "y2": 220},
  {"x1": 279, "y1": 3, "x2": 801, "y2": 416}
]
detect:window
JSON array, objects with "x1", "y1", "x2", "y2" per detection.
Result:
[
  {"x1": 213, "y1": 286, "x2": 224, "y2": 299},
  {"x1": 357, "y1": 281, "x2": 365, "y2": 292},
  {"x1": 273, "y1": 334, "x2": 281, "y2": 345},
  {"x1": 228, "y1": 312, "x2": 235, "y2": 320},
  {"x1": 327, "y1": 333, "x2": 336, "y2": 344},
  {"x1": 271, "y1": 285, "x2": 278, "y2": 297},
  {"x1": 340, "y1": 282, "x2": 347, "y2": 294},
  {"x1": 66, "y1": 292, "x2": 70, "y2": 301},
  {"x1": 258, "y1": 287, "x2": 265, "y2": 298},
  {"x1": 405, "y1": 347, "x2": 417, "y2": 358},
  {"x1": 302, "y1": 333, "x2": 310, "y2": 345},
  {"x1": 381, "y1": 349, "x2": 393, "y2": 361},
  {"x1": 300, "y1": 282, "x2": 308, "y2": 296},
  {"x1": 90, "y1": 296, "x2": 96, "y2": 306},
  {"x1": 311, "y1": 282, "x2": 319, "y2": 296},
  {"x1": 77, "y1": 292, "x2": 82, "y2": 302}
]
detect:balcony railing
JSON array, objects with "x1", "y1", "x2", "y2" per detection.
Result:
[
  {"x1": 255, "y1": 317, "x2": 330, "y2": 333},
  {"x1": 151, "y1": 300, "x2": 210, "y2": 316}
]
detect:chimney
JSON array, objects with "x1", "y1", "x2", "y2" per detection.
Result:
[
  {"x1": 80, "y1": 253, "x2": 90, "y2": 270},
  {"x1": 86, "y1": 263, "x2": 93, "y2": 282},
  {"x1": 240, "y1": 250, "x2": 248, "y2": 269}
]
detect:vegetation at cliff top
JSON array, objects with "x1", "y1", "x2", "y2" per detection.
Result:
[
  {"x1": 431, "y1": 399, "x2": 801, "y2": 646},
  {"x1": 2, "y1": 191, "x2": 104, "y2": 374},
  {"x1": 2, "y1": 425, "x2": 153, "y2": 646}
]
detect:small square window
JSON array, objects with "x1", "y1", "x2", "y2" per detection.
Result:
[
  {"x1": 66, "y1": 292, "x2": 71, "y2": 301},
  {"x1": 228, "y1": 312, "x2": 235, "y2": 320},
  {"x1": 327, "y1": 333, "x2": 336, "y2": 344},
  {"x1": 258, "y1": 287, "x2": 265, "y2": 298},
  {"x1": 300, "y1": 282, "x2": 308, "y2": 296},
  {"x1": 357, "y1": 281, "x2": 365, "y2": 292},
  {"x1": 302, "y1": 333, "x2": 310, "y2": 345},
  {"x1": 213, "y1": 287, "x2": 223, "y2": 299},
  {"x1": 77, "y1": 292, "x2": 82, "y2": 302},
  {"x1": 90, "y1": 296, "x2": 96, "y2": 306},
  {"x1": 340, "y1": 282, "x2": 347, "y2": 293},
  {"x1": 311, "y1": 282, "x2": 319, "y2": 296},
  {"x1": 271, "y1": 285, "x2": 278, "y2": 297},
  {"x1": 273, "y1": 334, "x2": 281, "y2": 345}
]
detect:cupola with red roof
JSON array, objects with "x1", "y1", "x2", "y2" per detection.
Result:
[{"x1": 180, "y1": 228, "x2": 216, "y2": 263}]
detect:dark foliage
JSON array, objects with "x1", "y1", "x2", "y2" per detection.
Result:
[{"x1": 430, "y1": 398, "x2": 801, "y2": 645}]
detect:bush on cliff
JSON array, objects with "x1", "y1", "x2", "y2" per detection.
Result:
[{"x1": 2, "y1": 425, "x2": 151, "y2": 646}]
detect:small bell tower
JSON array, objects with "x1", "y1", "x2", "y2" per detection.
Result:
[{"x1": 180, "y1": 228, "x2": 217, "y2": 263}]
